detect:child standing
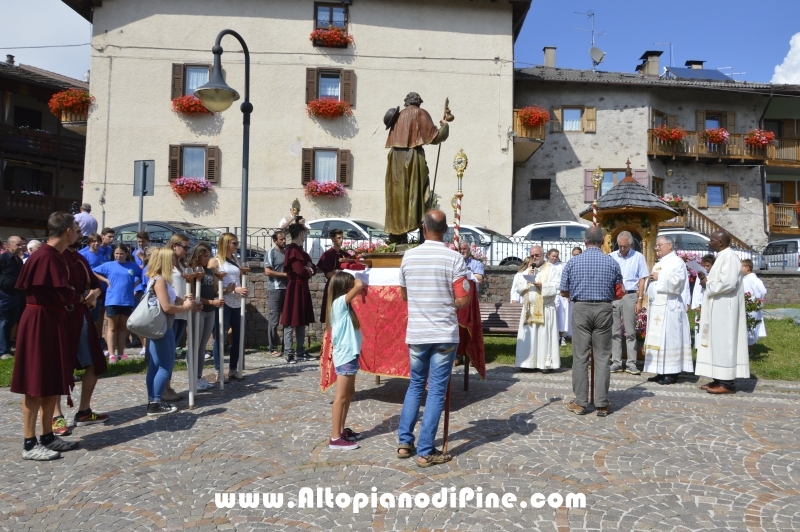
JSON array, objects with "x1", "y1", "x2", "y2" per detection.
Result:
[
  {"x1": 326, "y1": 272, "x2": 364, "y2": 450},
  {"x1": 92, "y1": 243, "x2": 141, "y2": 363}
]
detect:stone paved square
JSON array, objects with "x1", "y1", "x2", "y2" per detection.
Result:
[{"x1": 2, "y1": 352, "x2": 800, "y2": 531}]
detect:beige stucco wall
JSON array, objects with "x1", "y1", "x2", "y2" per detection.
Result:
[
  {"x1": 83, "y1": 0, "x2": 517, "y2": 233},
  {"x1": 514, "y1": 81, "x2": 768, "y2": 246}
]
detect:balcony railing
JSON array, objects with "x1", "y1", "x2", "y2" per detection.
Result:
[
  {"x1": 647, "y1": 130, "x2": 768, "y2": 161},
  {"x1": 513, "y1": 110, "x2": 546, "y2": 140},
  {"x1": 0, "y1": 191, "x2": 80, "y2": 222},
  {"x1": 768, "y1": 203, "x2": 799, "y2": 233},
  {"x1": 769, "y1": 138, "x2": 800, "y2": 164},
  {"x1": 0, "y1": 125, "x2": 85, "y2": 163}
]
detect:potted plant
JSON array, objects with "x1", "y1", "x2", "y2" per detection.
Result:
[
  {"x1": 172, "y1": 95, "x2": 212, "y2": 116},
  {"x1": 659, "y1": 194, "x2": 687, "y2": 209},
  {"x1": 517, "y1": 106, "x2": 550, "y2": 128},
  {"x1": 304, "y1": 181, "x2": 346, "y2": 198},
  {"x1": 310, "y1": 27, "x2": 354, "y2": 48},
  {"x1": 307, "y1": 98, "x2": 352, "y2": 120},
  {"x1": 700, "y1": 127, "x2": 730, "y2": 145},
  {"x1": 653, "y1": 124, "x2": 688, "y2": 144},
  {"x1": 170, "y1": 177, "x2": 214, "y2": 199},
  {"x1": 48, "y1": 89, "x2": 94, "y2": 121},
  {"x1": 745, "y1": 128, "x2": 776, "y2": 147}
]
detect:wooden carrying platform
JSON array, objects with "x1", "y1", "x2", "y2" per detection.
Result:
[{"x1": 479, "y1": 302, "x2": 523, "y2": 335}]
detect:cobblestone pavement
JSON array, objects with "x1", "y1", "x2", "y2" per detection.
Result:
[{"x1": 2, "y1": 351, "x2": 800, "y2": 531}]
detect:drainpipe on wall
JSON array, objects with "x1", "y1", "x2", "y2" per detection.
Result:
[{"x1": 758, "y1": 92, "x2": 773, "y2": 242}]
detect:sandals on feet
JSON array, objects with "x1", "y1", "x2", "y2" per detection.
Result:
[
  {"x1": 416, "y1": 449, "x2": 452, "y2": 468},
  {"x1": 397, "y1": 443, "x2": 416, "y2": 459}
]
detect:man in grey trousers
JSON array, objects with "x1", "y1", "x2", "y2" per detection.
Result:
[
  {"x1": 609, "y1": 231, "x2": 648, "y2": 375},
  {"x1": 264, "y1": 230, "x2": 287, "y2": 357},
  {"x1": 559, "y1": 226, "x2": 622, "y2": 417}
]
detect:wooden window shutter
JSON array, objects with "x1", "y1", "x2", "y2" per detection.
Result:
[
  {"x1": 695, "y1": 110, "x2": 706, "y2": 132},
  {"x1": 651, "y1": 109, "x2": 662, "y2": 129},
  {"x1": 169, "y1": 144, "x2": 182, "y2": 182},
  {"x1": 584, "y1": 169, "x2": 596, "y2": 203},
  {"x1": 667, "y1": 115, "x2": 677, "y2": 128},
  {"x1": 301, "y1": 148, "x2": 314, "y2": 184},
  {"x1": 171, "y1": 64, "x2": 184, "y2": 100},
  {"x1": 725, "y1": 112, "x2": 736, "y2": 134},
  {"x1": 728, "y1": 184, "x2": 739, "y2": 209},
  {"x1": 696, "y1": 182, "x2": 708, "y2": 208},
  {"x1": 337, "y1": 149, "x2": 351, "y2": 185},
  {"x1": 550, "y1": 107, "x2": 562, "y2": 133},
  {"x1": 783, "y1": 118, "x2": 796, "y2": 136},
  {"x1": 633, "y1": 169, "x2": 649, "y2": 188},
  {"x1": 306, "y1": 68, "x2": 318, "y2": 104},
  {"x1": 341, "y1": 70, "x2": 354, "y2": 106},
  {"x1": 584, "y1": 107, "x2": 597, "y2": 133},
  {"x1": 206, "y1": 146, "x2": 219, "y2": 183}
]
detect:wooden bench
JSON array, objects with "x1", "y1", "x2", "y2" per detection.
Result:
[{"x1": 480, "y1": 302, "x2": 523, "y2": 335}]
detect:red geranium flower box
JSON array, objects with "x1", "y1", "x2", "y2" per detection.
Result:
[
  {"x1": 307, "y1": 98, "x2": 352, "y2": 120},
  {"x1": 517, "y1": 106, "x2": 550, "y2": 128},
  {"x1": 653, "y1": 125, "x2": 688, "y2": 143},
  {"x1": 171, "y1": 177, "x2": 214, "y2": 198},
  {"x1": 310, "y1": 27, "x2": 354, "y2": 48},
  {"x1": 48, "y1": 89, "x2": 94, "y2": 119},
  {"x1": 172, "y1": 95, "x2": 212, "y2": 116},
  {"x1": 304, "y1": 181, "x2": 346, "y2": 198}
]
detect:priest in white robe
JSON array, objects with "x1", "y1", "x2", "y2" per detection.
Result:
[
  {"x1": 741, "y1": 259, "x2": 767, "y2": 346},
  {"x1": 643, "y1": 235, "x2": 693, "y2": 385},
  {"x1": 547, "y1": 249, "x2": 568, "y2": 346},
  {"x1": 515, "y1": 246, "x2": 561, "y2": 372},
  {"x1": 695, "y1": 231, "x2": 749, "y2": 394}
]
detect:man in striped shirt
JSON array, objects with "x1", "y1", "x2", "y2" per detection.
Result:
[{"x1": 397, "y1": 210, "x2": 470, "y2": 468}]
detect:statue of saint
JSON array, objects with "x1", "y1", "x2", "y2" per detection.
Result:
[{"x1": 384, "y1": 92, "x2": 449, "y2": 243}]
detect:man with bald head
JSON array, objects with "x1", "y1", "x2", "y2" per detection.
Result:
[
  {"x1": 0, "y1": 236, "x2": 25, "y2": 358},
  {"x1": 695, "y1": 230, "x2": 749, "y2": 394},
  {"x1": 610, "y1": 231, "x2": 648, "y2": 375},
  {"x1": 514, "y1": 245, "x2": 562, "y2": 372}
]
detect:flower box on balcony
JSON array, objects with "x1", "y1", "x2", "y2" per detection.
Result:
[
  {"x1": 517, "y1": 106, "x2": 550, "y2": 128},
  {"x1": 307, "y1": 98, "x2": 352, "y2": 120},
  {"x1": 653, "y1": 125, "x2": 688, "y2": 144},
  {"x1": 304, "y1": 181, "x2": 346, "y2": 198},
  {"x1": 745, "y1": 128, "x2": 776, "y2": 148},
  {"x1": 700, "y1": 128, "x2": 730, "y2": 145},
  {"x1": 172, "y1": 95, "x2": 212, "y2": 116},
  {"x1": 310, "y1": 27, "x2": 354, "y2": 48},
  {"x1": 48, "y1": 89, "x2": 93, "y2": 118}
]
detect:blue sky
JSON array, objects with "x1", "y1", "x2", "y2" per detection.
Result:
[
  {"x1": 514, "y1": 0, "x2": 799, "y2": 83},
  {"x1": 1, "y1": 0, "x2": 798, "y2": 84}
]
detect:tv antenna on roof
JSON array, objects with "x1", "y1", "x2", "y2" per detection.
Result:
[
  {"x1": 653, "y1": 42, "x2": 674, "y2": 67},
  {"x1": 718, "y1": 67, "x2": 747, "y2": 79},
  {"x1": 575, "y1": 11, "x2": 606, "y2": 71}
]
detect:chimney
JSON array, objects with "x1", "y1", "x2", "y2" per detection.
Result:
[
  {"x1": 638, "y1": 51, "x2": 662, "y2": 77},
  {"x1": 685, "y1": 60, "x2": 705, "y2": 70},
  {"x1": 543, "y1": 46, "x2": 556, "y2": 68},
  {"x1": 6, "y1": 55, "x2": 15, "y2": 66}
]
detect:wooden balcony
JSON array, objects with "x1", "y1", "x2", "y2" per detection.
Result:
[
  {"x1": 768, "y1": 203, "x2": 800, "y2": 235},
  {"x1": 0, "y1": 125, "x2": 85, "y2": 163},
  {"x1": 767, "y1": 138, "x2": 800, "y2": 167},
  {"x1": 60, "y1": 109, "x2": 88, "y2": 136},
  {"x1": 513, "y1": 109, "x2": 546, "y2": 163},
  {"x1": 648, "y1": 130, "x2": 768, "y2": 162},
  {"x1": 0, "y1": 191, "x2": 80, "y2": 223}
]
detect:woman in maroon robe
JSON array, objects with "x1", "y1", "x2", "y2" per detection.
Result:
[
  {"x1": 317, "y1": 229, "x2": 350, "y2": 323},
  {"x1": 281, "y1": 223, "x2": 316, "y2": 362}
]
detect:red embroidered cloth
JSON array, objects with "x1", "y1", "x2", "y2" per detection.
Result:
[{"x1": 319, "y1": 280, "x2": 485, "y2": 392}]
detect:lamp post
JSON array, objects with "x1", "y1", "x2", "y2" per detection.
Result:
[
  {"x1": 591, "y1": 166, "x2": 604, "y2": 227},
  {"x1": 195, "y1": 29, "x2": 252, "y2": 383}
]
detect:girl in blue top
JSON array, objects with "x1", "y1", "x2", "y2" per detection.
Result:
[
  {"x1": 325, "y1": 272, "x2": 364, "y2": 450},
  {"x1": 93, "y1": 243, "x2": 141, "y2": 363}
]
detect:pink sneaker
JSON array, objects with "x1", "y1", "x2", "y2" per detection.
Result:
[
  {"x1": 120, "y1": 353, "x2": 129, "y2": 361},
  {"x1": 329, "y1": 437, "x2": 359, "y2": 450},
  {"x1": 109, "y1": 354, "x2": 117, "y2": 364}
]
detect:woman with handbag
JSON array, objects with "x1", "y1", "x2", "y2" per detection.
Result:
[
  {"x1": 143, "y1": 248, "x2": 196, "y2": 416},
  {"x1": 209, "y1": 233, "x2": 248, "y2": 382}
]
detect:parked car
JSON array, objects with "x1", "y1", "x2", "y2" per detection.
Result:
[
  {"x1": 112, "y1": 221, "x2": 266, "y2": 262},
  {"x1": 444, "y1": 225, "x2": 527, "y2": 266},
  {"x1": 754, "y1": 238, "x2": 800, "y2": 271},
  {"x1": 512, "y1": 221, "x2": 588, "y2": 264},
  {"x1": 305, "y1": 218, "x2": 390, "y2": 261},
  {"x1": 657, "y1": 229, "x2": 754, "y2": 262}
]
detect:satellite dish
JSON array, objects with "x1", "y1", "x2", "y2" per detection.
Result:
[{"x1": 590, "y1": 47, "x2": 606, "y2": 66}]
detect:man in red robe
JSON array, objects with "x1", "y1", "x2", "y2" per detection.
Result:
[
  {"x1": 281, "y1": 223, "x2": 317, "y2": 364},
  {"x1": 317, "y1": 228, "x2": 350, "y2": 323},
  {"x1": 11, "y1": 212, "x2": 98, "y2": 461}
]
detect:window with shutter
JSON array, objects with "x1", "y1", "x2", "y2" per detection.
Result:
[
  {"x1": 341, "y1": 70, "x2": 354, "y2": 106},
  {"x1": 550, "y1": 107, "x2": 562, "y2": 133},
  {"x1": 337, "y1": 149, "x2": 351, "y2": 185},
  {"x1": 169, "y1": 144, "x2": 182, "y2": 182},
  {"x1": 315, "y1": 3, "x2": 348, "y2": 30},
  {"x1": 633, "y1": 169, "x2": 649, "y2": 189},
  {"x1": 301, "y1": 148, "x2": 314, "y2": 184},
  {"x1": 696, "y1": 182, "x2": 708, "y2": 208},
  {"x1": 171, "y1": 64, "x2": 184, "y2": 100},
  {"x1": 306, "y1": 68, "x2": 318, "y2": 104},
  {"x1": 206, "y1": 146, "x2": 219, "y2": 183},
  {"x1": 583, "y1": 169, "x2": 596, "y2": 203},
  {"x1": 695, "y1": 110, "x2": 706, "y2": 132},
  {"x1": 584, "y1": 107, "x2": 597, "y2": 133},
  {"x1": 651, "y1": 177, "x2": 664, "y2": 197},
  {"x1": 651, "y1": 109, "x2": 666, "y2": 129},
  {"x1": 727, "y1": 183, "x2": 739, "y2": 209},
  {"x1": 725, "y1": 112, "x2": 736, "y2": 135},
  {"x1": 667, "y1": 115, "x2": 677, "y2": 128}
]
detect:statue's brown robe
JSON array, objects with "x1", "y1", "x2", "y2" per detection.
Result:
[{"x1": 384, "y1": 105, "x2": 449, "y2": 235}]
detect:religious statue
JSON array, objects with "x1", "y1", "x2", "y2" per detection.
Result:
[{"x1": 383, "y1": 92, "x2": 450, "y2": 244}]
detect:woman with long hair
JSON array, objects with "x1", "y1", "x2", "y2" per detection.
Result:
[
  {"x1": 187, "y1": 243, "x2": 222, "y2": 391},
  {"x1": 209, "y1": 232, "x2": 248, "y2": 382},
  {"x1": 144, "y1": 248, "x2": 195, "y2": 415},
  {"x1": 92, "y1": 243, "x2": 141, "y2": 363},
  {"x1": 162, "y1": 234, "x2": 192, "y2": 401}
]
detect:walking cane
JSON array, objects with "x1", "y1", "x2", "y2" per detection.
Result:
[{"x1": 429, "y1": 98, "x2": 454, "y2": 201}]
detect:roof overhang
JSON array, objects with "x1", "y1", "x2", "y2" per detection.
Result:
[
  {"x1": 579, "y1": 206, "x2": 678, "y2": 225},
  {"x1": 509, "y1": 0, "x2": 532, "y2": 43},
  {"x1": 61, "y1": 0, "x2": 101, "y2": 23}
]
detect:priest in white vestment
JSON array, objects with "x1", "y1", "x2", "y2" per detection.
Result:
[
  {"x1": 741, "y1": 259, "x2": 767, "y2": 346},
  {"x1": 643, "y1": 236, "x2": 693, "y2": 385},
  {"x1": 515, "y1": 246, "x2": 561, "y2": 372},
  {"x1": 695, "y1": 231, "x2": 749, "y2": 394},
  {"x1": 547, "y1": 249, "x2": 568, "y2": 346}
]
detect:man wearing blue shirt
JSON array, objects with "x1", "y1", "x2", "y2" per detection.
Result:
[
  {"x1": 97, "y1": 228, "x2": 115, "y2": 263},
  {"x1": 609, "y1": 231, "x2": 648, "y2": 375},
  {"x1": 458, "y1": 240, "x2": 485, "y2": 284},
  {"x1": 79, "y1": 233, "x2": 108, "y2": 340}
]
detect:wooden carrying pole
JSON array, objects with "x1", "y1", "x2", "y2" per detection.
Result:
[{"x1": 185, "y1": 275, "x2": 195, "y2": 409}]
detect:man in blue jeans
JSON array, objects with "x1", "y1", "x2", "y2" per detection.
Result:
[{"x1": 396, "y1": 210, "x2": 471, "y2": 467}]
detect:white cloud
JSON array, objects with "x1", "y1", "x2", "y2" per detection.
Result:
[{"x1": 772, "y1": 32, "x2": 800, "y2": 84}]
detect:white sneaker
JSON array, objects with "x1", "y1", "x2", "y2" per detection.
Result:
[
  {"x1": 197, "y1": 378, "x2": 213, "y2": 391},
  {"x1": 560, "y1": 337, "x2": 567, "y2": 347},
  {"x1": 22, "y1": 443, "x2": 61, "y2": 461},
  {"x1": 140, "y1": 347, "x2": 146, "y2": 356}
]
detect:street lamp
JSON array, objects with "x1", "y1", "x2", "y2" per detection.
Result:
[{"x1": 194, "y1": 29, "x2": 252, "y2": 261}]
